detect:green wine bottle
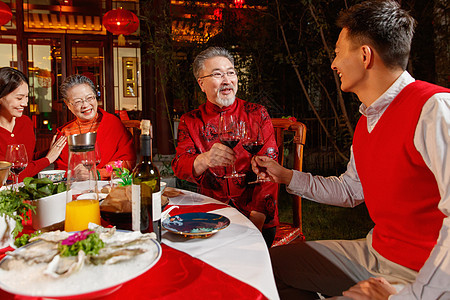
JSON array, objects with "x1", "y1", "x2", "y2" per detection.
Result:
[{"x1": 131, "y1": 119, "x2": 161, "y2": 242}]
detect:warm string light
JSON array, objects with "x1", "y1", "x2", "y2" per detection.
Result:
[
  {"x1": 213, "y1": 8, "x2": 222, "y2": 21},
  {"x1": 234, "y1": 0, "x2": 245, "y2": 8}
]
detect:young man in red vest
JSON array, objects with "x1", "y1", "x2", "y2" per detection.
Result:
[{"x1": 252, "y1": 0, "x2": 450, "y2": 299}]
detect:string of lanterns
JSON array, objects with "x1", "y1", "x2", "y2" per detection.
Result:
[
  {"x1": 102, "y1": 1, "x2": 244, "y2": 46},
  {"x1": 0, "y1": 1, "x2": 246, "y2": 45}
]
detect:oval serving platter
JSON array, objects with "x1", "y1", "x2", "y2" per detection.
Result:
[{"x1": 0, "y1": 230, "x2": 162, "y2": 299}]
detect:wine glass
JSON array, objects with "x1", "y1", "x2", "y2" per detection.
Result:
[
  {"x1": 219, "y1": 114, "x2": 245, "y2": 178},
  {"x1": 5, "y1": 144, "x2": 28, "y2": 191},
  {"x1": 242, "y1": 121, "x2": 269, "y2": 184},
  {"x1": 95, "y1": 142, "x2": 101, "y2": 167}
]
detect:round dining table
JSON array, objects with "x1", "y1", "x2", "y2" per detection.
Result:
[{"x1": 0, "y1": 187, "x2": 280, "y2": 300}]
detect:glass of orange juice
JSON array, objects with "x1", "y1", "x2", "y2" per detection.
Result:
[
  {"x1": 65, "y1": 199, "x2": 101, "y2": 232},
  {"x1": 66, "y1": 132, "x2": 101, "y2": 232}
]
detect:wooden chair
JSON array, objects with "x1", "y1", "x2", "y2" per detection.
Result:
[
  {"x1": 121, "y1": 120, "x2": 141, "y2": 155},
  {"x1": 271, "y1": 118, "x2": 307, "y2": 247}
]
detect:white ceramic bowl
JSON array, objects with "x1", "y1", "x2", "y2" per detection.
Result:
[
  {"x1": 31, "y1": 192, "x2": 66, "y2": 230},
  {"x1": 38, "y1": 170, "x2": 66, "y2": 182},
  {"x1": 0, "y1": 161, "x2": 11, "y2": 188}
]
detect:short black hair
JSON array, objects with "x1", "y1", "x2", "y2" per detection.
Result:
[
  {"x1": 337, "y1": 0, "x2": 416, "y2": 69},
  {"x1": 0, "y1": 67, "x2": 28, "y2": 99}
]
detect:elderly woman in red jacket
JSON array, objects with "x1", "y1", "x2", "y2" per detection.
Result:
[{"x1": 54, "y1": 74, "x2": 136, "y2": 179}]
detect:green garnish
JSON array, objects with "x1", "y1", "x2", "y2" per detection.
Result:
[
  {"x1": 58, "y1": 231, "x2": 105, "y2": 257},
  {"x1": 18, "y1": 177, "x2": 66, "y2": 200},
  {"x1": 0, "y1": 189, "x2": 36, "y2": 238},
  {"x1": 0, "y1": 177, "x2": 66, "y2": 239},
  {"x1": 14, "y1": 230, "x2": 42, "y2": 248}
]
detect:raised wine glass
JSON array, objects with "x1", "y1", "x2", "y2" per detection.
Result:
[
  {"x1": 5, "y1": 144, "x2": 28, "y2": 191},
  {"x1": 242, "y1": 121, "x2": 269, "y2": 184},
  {"x1": 219, "y1": 114, "x2": 245, "y2": 178}
]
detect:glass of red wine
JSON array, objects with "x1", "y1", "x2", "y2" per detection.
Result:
[
  {"x1": 242, "y1": 121, "x2": 269, "y2": 184},
  {"x1": 219, "y1": 114, "x2": 245, "y2": 178},
  {"x1": 5, "y1": 144, "x2": 28, "y2": 191}
]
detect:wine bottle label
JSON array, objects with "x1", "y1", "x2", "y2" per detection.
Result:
[
  {"x1": 131, "y1": 184, "x2": 141, "y2": 231},
  {"x1": 152, "y1": 190, "x2": 162, "y2": 221}
]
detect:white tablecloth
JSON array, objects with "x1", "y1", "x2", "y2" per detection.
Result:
[{"x1": 163, "y1": 189, "x2": 280, "y2": 300}]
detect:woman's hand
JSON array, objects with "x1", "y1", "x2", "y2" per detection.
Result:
[
  {"x1": 45, "y1": 135, "x2": 66, "y2": 164},
  {"x1": 251, "y1": 156, "x2": 293, "y2": 185},
  {"x1": 342, "y1": 277, "x2": 397, "y2": 300}
]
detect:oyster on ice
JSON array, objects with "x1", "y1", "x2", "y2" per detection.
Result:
[
  {"x1": 3, "y1": 239, "x2": 59, "y2": 266},
  {"x1": 2, "y1": 225, "x2": 157, "y2": 278},
  {"x1": 44, "y1": 250, "x2": 86, "y2": 278}
]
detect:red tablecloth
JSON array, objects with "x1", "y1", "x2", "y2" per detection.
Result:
[{"x1": 0, "y1": 203, "x2": 268, "y2": 300}]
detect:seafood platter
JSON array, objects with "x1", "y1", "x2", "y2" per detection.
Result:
[{"x1": 0, "y1": 224, "x2": 161, "y2": 298}]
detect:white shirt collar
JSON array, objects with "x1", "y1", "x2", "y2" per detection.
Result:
[{"x1": 359, "y1": 71, "x2": 415, "y2": 132}]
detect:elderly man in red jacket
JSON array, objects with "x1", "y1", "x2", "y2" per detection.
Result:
[{"x1": 172, "y1": 47, "x2": 279, "y2": 247}]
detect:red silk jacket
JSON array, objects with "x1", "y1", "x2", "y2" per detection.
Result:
[{"x1": 172, "y1": 98, "x2": 279, "y2": 228}]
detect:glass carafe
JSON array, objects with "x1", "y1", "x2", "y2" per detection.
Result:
[{"x1": 65, "y1": 132, "x2": 100, "y2": 231}]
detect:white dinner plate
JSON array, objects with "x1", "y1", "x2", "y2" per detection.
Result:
[{"x1": 0, "y1": 231, "x2": 162, "y2": 298}]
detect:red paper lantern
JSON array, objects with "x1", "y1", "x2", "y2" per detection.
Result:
[
  {"x1": 0, "y1": 1, "x2": 12, "y2": 26},
  {"x1": 103, "y1": 7, "x2": 139, "y2": 46}
]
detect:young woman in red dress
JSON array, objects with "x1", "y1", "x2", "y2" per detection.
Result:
[{"x1": 0, "y1": 67, "x2": 66, "y2": 182}]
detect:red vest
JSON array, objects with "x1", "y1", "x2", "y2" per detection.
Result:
[{"x1": 353, "y1": 81, "x2": 449, "y2": 271}]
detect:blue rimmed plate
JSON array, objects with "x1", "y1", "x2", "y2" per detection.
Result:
[{"x1": 162, "y1": 212, "x2": 230, "y2": 238}]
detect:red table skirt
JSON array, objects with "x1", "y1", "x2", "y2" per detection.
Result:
[{"x1": 0, "y1": 204, "x2": 268, "y2": 300}]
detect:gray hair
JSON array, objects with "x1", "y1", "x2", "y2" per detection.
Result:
[
  {"x1": 60, "y1": 74, "x2": 96, "y2": 101},
  {"x1": 192, "y1": 47, "x2": 235, "y2": 79}
]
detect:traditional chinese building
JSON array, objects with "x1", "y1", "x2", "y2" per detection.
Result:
[{"x1": 0, "y1": 0, "x2": 265, "y2": 154}]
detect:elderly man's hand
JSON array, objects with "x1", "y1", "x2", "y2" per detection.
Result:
[
  {"x1": 73, "y1": 163, "x2": 91, "y2": 180},
  {"x1": 342, "y1": 277, "x2": 397, "y2": 300},
  {"x1": 193, "y1": 143, "x2": 236, "y2": 177}
]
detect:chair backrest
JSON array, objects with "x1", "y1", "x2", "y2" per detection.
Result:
[
  {"x1": 271, "y1": 118, "x2": 307, "y2": 229},
  {"x1": 121, "y1": 120, "x2": 141, "y2": 154},
  {"x1": 122, "y1": 120, "x2": 141, "y2": 136}
]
